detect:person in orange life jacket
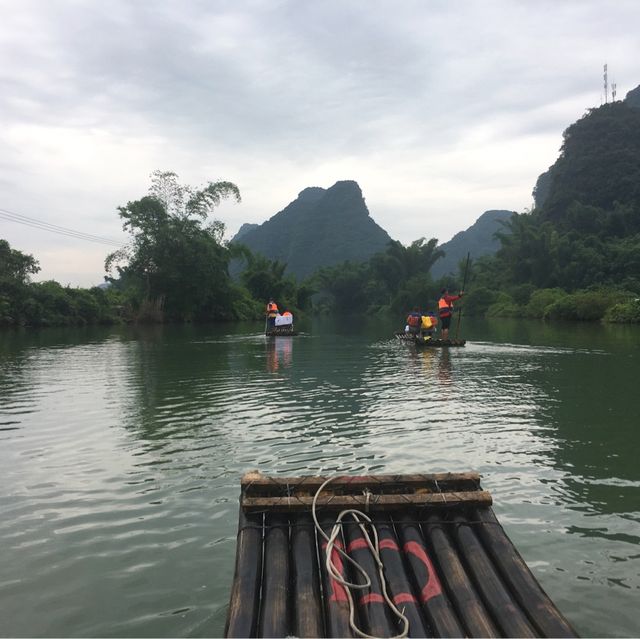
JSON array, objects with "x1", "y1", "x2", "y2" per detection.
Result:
[
  {"x1": 438, "y1": 288, "x2": 464, "y2": 339},
  {"x1": 406, "y1": 307, "x2": 422, "y2": 335},
  {"x1": 266, "y1": 298, "x2": 279, "y2": 329}
]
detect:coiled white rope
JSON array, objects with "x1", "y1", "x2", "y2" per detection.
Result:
[{"x1": 311, "y1": 476, "x2": 410, "y2": 639}]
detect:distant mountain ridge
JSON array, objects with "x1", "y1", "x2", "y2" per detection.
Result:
[
  {"x1": 430, "y1": 210, "x2": 515, "y2": 279},
  {"x1": 230, "y1": 180, "x2": 392, "y2": 280}
]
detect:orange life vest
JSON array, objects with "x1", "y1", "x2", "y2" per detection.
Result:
[
  {"x1": 438, "y1": 297, "x2": 453, "y2": 317},
  {"x1": 407, "y1": 313, "x2": 421, "y2": 327},
  {"x1": 266, "y1": 302, "x2": 278, "y2": 316}
]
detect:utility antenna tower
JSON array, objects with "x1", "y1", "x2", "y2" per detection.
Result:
[
  {"x1": 603, "y1": 64, "x2": 608, "y2": 103},
  {"x1": 612, "y1": 81, "x2": 617, "y2": 101}
]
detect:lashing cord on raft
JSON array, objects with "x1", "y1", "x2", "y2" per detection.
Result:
[{"x1": 312, "y1": 476, "x2": 410, "y2": 639}]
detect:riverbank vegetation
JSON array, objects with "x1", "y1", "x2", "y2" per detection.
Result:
[
  {"x1": 1, "y1": 173, "x2": 310, "y2": 327},
  {"x1": 3, "y1": 98, "x2": 640, "y2": 327}
]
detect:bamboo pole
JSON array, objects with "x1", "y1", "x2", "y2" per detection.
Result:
[
  {"x1": 474, "y1": 508, "x2": 578, "y2": 638},
  {"x1": 242, "y1": 490, "x2": 492, "y2": 512},
  {"x1": 342, "y1": 518, "x2": 396, "y2": 638},
  {"x1": 291, "y1": 514, "x2": 324, "y2": 638},
  {"x1": 225, "y1": 509, "x2": 263, "y2": 638},
  {"x1": 258, "y1": 513, "x2": 290, "y2": 638},
  {"x1": 452, "y1": 515, "x2": 536, "y2": 638},
  {"x1": 318, "y1": 515, "x2": 353, "y2": 638},
  {"x1": 241, "y1": 471, "x2": 481, "y2": 490},
  {"x1": 421, "y1": 514, "x2": 498, "y2": 638},
  {"x1": 374, "y1": 518, "x2": 431, "y2": 638},
  {"x1": 454, "y1": 252, "x2": 470, "y2": 341},
  {"x1": 395, "y1": 515, "x2": 464, "y2": 638}
]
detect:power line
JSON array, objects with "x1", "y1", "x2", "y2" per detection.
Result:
[{"x1": 0, "y1": 207, "x2": 125, "y2": 248}]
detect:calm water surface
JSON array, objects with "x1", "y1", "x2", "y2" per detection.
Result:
[{"x1": 0, "y1": 318, "x2": 639, "y2": 637}]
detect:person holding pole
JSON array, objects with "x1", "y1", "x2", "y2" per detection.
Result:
[
  {"x1": 438, "y1": 288, "x2": 464, "y2": 340},
  {"x1": 266, "y1": 298, "x2": 279, "y2": 330}
]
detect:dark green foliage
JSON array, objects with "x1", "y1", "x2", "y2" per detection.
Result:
[
  {"x1": 472, "y1": 96, "x2": 640, "y2": 323},
  {"x1": 430, "y1": 210, "x2": 514, "y2": 279},
  {"x1": 524, "y1": 288, "x2": 566, "y2": 318},
  {"x1": 314, "y1": 261, "x2": 371, "y2": 313},
  {"x1": 0, "y1": 239, "x2": 125, "y2": 327},
  {"x1": 605, "y1": 298, "x2": 640, "y2": 322},
  {"x1": 543, "y1": 289, "x2": 622, "y2": 321},
  {"x1": 234, "y1": 247, "x2": 301, "y2": 313},
  {"x1": 313, "y1": 237, "x2": 447, "y2": 316},
  {"x1": 230, "y1": 181, "x2": 392, "y2": 280},
  {"x1": 106, "y1": 171, "x2": 245, "y2": 322},
  {"x1": 460, "y1": 286, "x2": 498, "y2": 316},
  {"x1": 541, "y1": 102, "x2": 640, "y2": 221}
]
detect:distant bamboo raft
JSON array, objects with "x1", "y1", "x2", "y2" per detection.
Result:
[
  {"x1": 265, "y1": 327, "x2": 298, "y2": 336},
  {"x1": 395, "y1": 333, "x2": 466, "y2": 347},
  {"x1": 225, "y1": 472, "x2": 577, "y2": 638}
]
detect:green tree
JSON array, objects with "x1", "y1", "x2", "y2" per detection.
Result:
[{"x1": 106, "y1": 171, "x2": 241, "y2": 321}]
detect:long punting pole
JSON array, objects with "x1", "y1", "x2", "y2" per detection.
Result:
[{"x1": 454, "y1": 252, "x2": 471, "y2": 341}]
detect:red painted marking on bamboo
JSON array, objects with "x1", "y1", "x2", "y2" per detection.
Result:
[
  {"x1": 360, "y1": 593, "x2": 385, "y2": 605},
  {"x1": 379, "y1": 538, "x2": 399, "y2": 551},
  {"x1": 347, "y1": 537, "x2": 369, "y2": 553},
  {"x1": 404, "y1": 541, "x2": 443, "y2": 602},
  {"x1": 322, "y1": 541, "x2": 348, "y2": 603},
  {"x1": 394, "y1": 592, "x2": 418, "y2": 605}
]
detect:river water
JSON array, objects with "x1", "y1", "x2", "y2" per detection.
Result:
[{"x1": 0, "y1": 318, "x2": 638, "y2": 637}]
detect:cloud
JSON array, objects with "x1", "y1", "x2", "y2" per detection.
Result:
[{"x1": 1, "y1": 0, "x2": 639, "y2": 284}]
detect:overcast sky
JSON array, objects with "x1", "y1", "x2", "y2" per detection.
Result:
[{"x1": 1, "y1": 0, "x2": 638, "y2": 286}]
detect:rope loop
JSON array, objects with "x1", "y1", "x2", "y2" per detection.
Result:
[{"x1": 312, "y1": 476, "x2": 409, "y2": 639}]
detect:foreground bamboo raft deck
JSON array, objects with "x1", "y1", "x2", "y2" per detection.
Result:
[
  {"x1": 225, "y1": 472, "x2": 576, "y2": 638},
  {"x1": 395, "y1": 333, "x2": 466, "y2": 347}
]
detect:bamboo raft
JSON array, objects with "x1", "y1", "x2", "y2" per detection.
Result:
[
  {"x1": 225, "y1": 472, "x2": 577, "y2": 638},
  {"x1": 265, "y1": 327, "x2": 298, "y2": 336},
  {"x1": 395, "y1": 332, "x2": 466, "y2": 347}
]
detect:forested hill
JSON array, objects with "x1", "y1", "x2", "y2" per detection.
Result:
[
  {"x1": 472, "y1": 83, "x2": 640, "y2": 301},
  {"x1": 430, "y1": 209, "x2": 514, "y2": 279},
  {"x1": 534, "y1": 84, "x2": 640, "y2": 211},
  {"x1": 230, "y1": 180, "x2": 392, "y2": 279}
]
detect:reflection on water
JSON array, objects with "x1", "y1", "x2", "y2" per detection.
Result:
[
  {"x1": 0, "y1": 318, "x2": 639, "y2": 637},
  {"x1": 266, "y1": 336, "x2": 294, "y2": 373}
]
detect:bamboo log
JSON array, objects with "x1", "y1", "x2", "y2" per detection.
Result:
[
  {"x1": 474, "y1": 508, "x2": 578, "y2": 638},
  {"x1": 225, "y1": 509, "x2": 263, "y2": 638},
  {"x1": 453, "y1": 515, "x2": 536, "y2": 638},
  {"x1": 291, "y1": 514, "x2": 324, "y2": 638},
  {"x1": 241, "y1": 471, "x2": 481, "y2": 490},
  {"x1": 374, "y1": 519, "x2": 431, "y2": 638},
  {"x1": 342, "y1": 518, "x2": 396, "y2": 638},
  {"x1": 395, "y1": 515, "x2": 464, "y2": 638},
  {"x1": 258, "y1": 514, "x2": 290, "y2": 638},
  {"x1": 242, "y1": 491, "x2": 492, "y2": 512},
  {"x1": 421, "y1": 514, "x2": 498, "y2": 638},
  {"x1": 318, "y1": 515, "x2": 353, "y2": 638}
]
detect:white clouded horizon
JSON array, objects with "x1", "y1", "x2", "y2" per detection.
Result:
[{"x1": 1, "y1": 0, "x2": 638, "y2": 285}]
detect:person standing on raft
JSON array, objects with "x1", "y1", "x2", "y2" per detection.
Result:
[
  {"x1": 266, "y1": 298, "x2": 279, "y2": 329},
  {"x1": 438, "y1": 288, "x2": 464, "y2": 340}
]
